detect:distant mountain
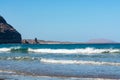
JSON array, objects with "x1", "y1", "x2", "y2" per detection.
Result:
[{"x1": 87, "y1": 38, "x2": 116, "y2": 43}]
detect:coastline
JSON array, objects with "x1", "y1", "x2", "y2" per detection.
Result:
[
  {"x1": 0, "y1": 72, "x2": 120, "y2": 80},
  {"x1": 0, "y1": 73, "x2": 120, "y2": 80},
  {"x1": 22, "y1": 39, "x2": 120, "y2": 44}
]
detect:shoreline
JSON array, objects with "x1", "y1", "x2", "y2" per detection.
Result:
[
  {"x1": 0, "y1": 69, "x2": 119, "y2": 80},
  {"x1": 0, "y1": 73, "x2": 120, "y2": 80},
  {"x1": 22, "y1": 39, "x2": 120, "y2": 44}
]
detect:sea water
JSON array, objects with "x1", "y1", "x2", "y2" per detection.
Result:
[{"x1": 0, "y1": 44, "x2": 120, "y2": 80}]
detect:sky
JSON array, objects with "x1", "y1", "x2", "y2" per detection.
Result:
[{"x1": 0, "y1": 0, "x2": 120, "y2": 42}]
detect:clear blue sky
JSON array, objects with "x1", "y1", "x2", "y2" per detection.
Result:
[{"x1": 0, "y1": 0, "x2": 120, "y2": 42}]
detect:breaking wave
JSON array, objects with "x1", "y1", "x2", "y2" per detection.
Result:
[
  {"x1": 0, "y1": 56, "x2": 41, "y2": 61},
  {"x1": 0, "y1": 47, "x2": 120, "y2": 54},
  {"x1": 28, "y1": 48, "x2": 120, "y2": 54},
  {"x1": 1, "y1": 56, "x2": 120, "y2": 66},
  {"x1": 41, "y1": 58, "x2": 120, "y2": 66},
  {"x1": 0, "y1": 46, "x2": 28, "y2": 53},
  {"x1": 0, "y1": 48, "x2": 11, "y2": 52}
]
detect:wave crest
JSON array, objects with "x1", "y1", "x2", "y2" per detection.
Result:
[
  {"x1": 28, "y1": 48, "x2": 120, "y2": 54},
  {"x1": 41, "y1": 58, "x2": 120, "y2": 66},
  {"x1": 0, "y1": 56, "x2": 40, "y2": 61},
  {"x1": 0, "y1": 47, "x2": 120, "y2": 54},
  {"x1": 0, "y1": 48, "x2": 11, "y2": 52}
]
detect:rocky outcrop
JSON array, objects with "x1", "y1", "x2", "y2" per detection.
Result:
[
  {"x1": 22, "y1": 38, "x2": 39, "y2": 44},
  {"x1": 22, "y1": 39, "x2": 76, "y2": 44},
  {"x1": 0, "y1": 16, "x2": 22, "y2": 43}
]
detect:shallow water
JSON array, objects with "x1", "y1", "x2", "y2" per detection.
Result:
[{"x1": 0, "y1": 44, "x2": 120, "y2": 79}]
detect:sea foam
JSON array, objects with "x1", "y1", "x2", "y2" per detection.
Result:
[
  {"x1": 41, "y1": 58, "x2": 120, "y2": 66},
  {"x1": 0, "y1": 47, "x2": 120, "y2": 54},
  {"x1": 0, "y1": 48, "x2": 11, "y2": 52},
  {"x1": 28, "y1": 48, "x2": 120, "y2": 54}
]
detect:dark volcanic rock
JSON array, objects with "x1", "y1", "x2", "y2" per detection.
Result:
[{"x1": 0, "y1": 16, "x2": 21, "y2": 43}]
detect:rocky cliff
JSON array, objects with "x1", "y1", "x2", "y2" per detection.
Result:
[{"x1": 0, "y1": 16, "x2": 21, "y2": 43}]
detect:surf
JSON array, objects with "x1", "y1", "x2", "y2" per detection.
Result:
[
  {"x1": 0, "y1": 48, "x2": 11, "y2": 52},
  {"x1": 28, "y1": 47, "x2": 120, "y2": 54},
  {"x1": 0, "y1": 46, "x2": 28, "y2": 53},
  {"x1": 41, "y1": 58, "x2": 120, "y2": 66},
  {"x1": 0, "y1": 46, "x2": 120, "y2": 54}
]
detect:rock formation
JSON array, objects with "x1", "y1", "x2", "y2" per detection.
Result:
[{"x1": 0, "y1": 16, "x2": 22, "y2": 43}]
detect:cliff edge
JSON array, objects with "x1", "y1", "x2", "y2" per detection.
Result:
[{"x1": 0, "y1": 16, "x2": 21, "y2": 43}]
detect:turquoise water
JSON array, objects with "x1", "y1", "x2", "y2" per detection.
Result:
[{"x1": 0, "y1": 44, "x2": 120, "y2": 79}]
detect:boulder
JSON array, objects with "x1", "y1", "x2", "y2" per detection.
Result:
[{"x1": 0, "y1": 16, "x2": 22, "y2": 43}]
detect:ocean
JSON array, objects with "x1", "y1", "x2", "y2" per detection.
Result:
[{"x1": 0, "y1": 44, "x2": 120, "y2": 80}]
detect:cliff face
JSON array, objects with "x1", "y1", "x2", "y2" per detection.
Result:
[{"x1": 0, "y1": 16, "x2": 22, "y2": 43}]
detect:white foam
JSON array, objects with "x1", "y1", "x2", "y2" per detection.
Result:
[
  {"x1": 0, "y1": 47, "x2": 119, "y2": 54},
  {"x1": 28, "y1": 48, "x2": 120, "y2": 54},
  {"x1": 6, "y1": 56, "x2": 39, "y2": 61},
  {"x1": 0, "y1": 46, "x2": 22, "y2": 52},
  {"x1": 0, "y1": 48, "x2": 11, "y2": 52},
  {"x1": 41, "y1": 58, "x2": 120, "y2": 66},
  {"x1": 0, "y1": 70, "x2": 16, "y2": 74}
]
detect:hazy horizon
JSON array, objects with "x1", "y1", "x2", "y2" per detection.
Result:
[{"x1": 0, "y1": 0, "x2": 120, "y2": 42}]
